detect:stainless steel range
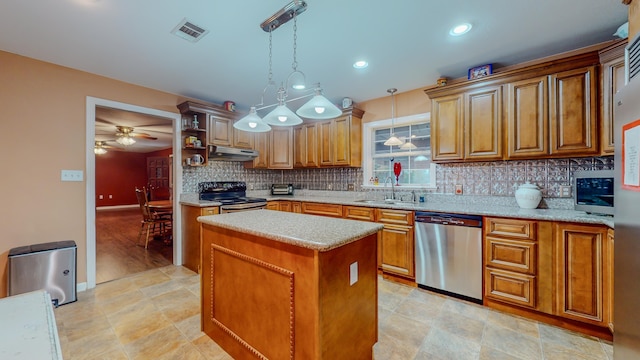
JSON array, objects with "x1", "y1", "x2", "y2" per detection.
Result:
[{"x1": 198, "y1": 181, "x2": 267, "y2": 213}]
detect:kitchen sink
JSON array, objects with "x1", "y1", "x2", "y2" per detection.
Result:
[{"x1": 353, "y1": 199, "x2": 407, "y2": 205}]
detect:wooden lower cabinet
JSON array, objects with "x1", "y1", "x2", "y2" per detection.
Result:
[
  {"x1": 376, "y1": 209, "x2": 414, "y2": 279},
  {"x1": 484, "y1": 216, "x2": 613, "y2": 339},
  {"x1": 265, "y1": 201, "x2": 279, "y2": 211},
  {"x1": 301, "y1": 202, "x2": 343, "y2": 217},
  {"x1": 554, "y1": 222, "x2": 610, "y2": 326},
  {"x1": 181, "y1": 205, "x2": 219, "y2": 273},
  {"x1": 343, "y1": 206, "x2": 375, "y2": 222}
]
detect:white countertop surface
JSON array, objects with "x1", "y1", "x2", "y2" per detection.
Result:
[
  {"x1": 198, "y1": 210, "x2": 383, "y2": 251},
  {"x1": 0, "y1": 291, "x2": 63, "y2": 359}
]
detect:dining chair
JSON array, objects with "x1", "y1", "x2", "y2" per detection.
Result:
[{"x1": 135, "y1": 187, "x2": 172, "y2": 249}]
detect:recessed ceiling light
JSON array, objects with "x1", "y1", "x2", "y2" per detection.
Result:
[
  {"x1": 449, "y1": 23, "x2": 472, "y2": 36},
  {"x1": 353, "y1": 60, "x2": 368, "y2": 69}
]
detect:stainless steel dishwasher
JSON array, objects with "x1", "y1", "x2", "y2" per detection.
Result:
[{"x1": 415, "y1": 212, "x2": 483, "y2": 303}]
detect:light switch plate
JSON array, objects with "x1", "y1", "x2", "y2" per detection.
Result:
[
  {"x1": 560, "y1": 185, "x2": 572, "y2": 197},
  {"x1": 61, "y1": 170, "x2": 84, "y2": 182},
  {"x1": 349, "y1": 262, "x2": 358, "y2": 286}
]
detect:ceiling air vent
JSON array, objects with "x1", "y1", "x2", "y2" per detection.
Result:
[
  {"x1": 171, "y1": 18, "x2": 209, "y2": 43},
  {"x1": 626, "y1": 33, "x2": 640, "y2": 83}
]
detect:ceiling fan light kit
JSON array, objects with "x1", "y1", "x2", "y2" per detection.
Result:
[{"x1": 236, "y1": 0, "x2": 341, "y2": 133}]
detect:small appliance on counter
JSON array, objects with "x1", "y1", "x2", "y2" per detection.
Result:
[
  {"x1": 573, "y1": 170, "x2": 614, "y2": 215},
  {"x1": 271, "y1": 184, "x2": 294, "y2": 196}
]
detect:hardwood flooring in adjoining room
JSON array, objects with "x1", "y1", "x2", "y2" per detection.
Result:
[{"x1": 96, "y1": 208, "x2": 172, "y2": 284}]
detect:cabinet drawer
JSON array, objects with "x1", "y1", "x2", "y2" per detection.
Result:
[
  {"x1": 486, "y1": 237, "x2": 537, "y2": 274},
  {"x1": 485, "y1": 268, "x2": 536, "y2": 308},
  {"x1": 301, "y1": 202, "x2": 343, "y2": 217},
  {"x1": 200, "y1": 207, "x2": 219, "y2": 216},
  {"x1": 376, "y1": 209, "x2": 413, "y2": 226},
  {"x1": 343, "y1": 206, "x2": 375, "y2": 221},
  {"x1": 485, "y1": 217, "x2": 536, "y2": 240}
]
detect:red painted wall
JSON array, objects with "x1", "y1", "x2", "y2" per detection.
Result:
[{"x1": 95, "y1": 148, "x2": 172, "y2": 207}]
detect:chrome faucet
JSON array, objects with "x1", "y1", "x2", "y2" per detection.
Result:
[{"x1": 383, "y1": 176, "x2": 395, "y2": 200}]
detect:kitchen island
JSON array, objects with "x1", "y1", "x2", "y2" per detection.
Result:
[{"x1": 198, "y1": 210, "x2": 383, "y2": 359}]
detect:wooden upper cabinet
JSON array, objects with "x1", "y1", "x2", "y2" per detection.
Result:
[
  {"x1": 246, "y1": 131, "x2": 269, "y2": 169},
  {"x1": 431, "y1": 93, "x2": 464, "y2": 161},
  {"x1": 505, "y1": 76, "x2": 549, "y2": 159},
  {"x1": 465, "y1": 86, "x2": 503, "y2": 160},
  {"x1": 554, "y1": 222, "x2": 609, "y2": 326},
  {"x1": 293, "y1": 123, "x2": 318, "y2": 168},
  {"x1": 549, "y1": 66, "x2": 598, "y2": 156},
  {"x1": 314, "y1": 108, "x2": 363, "y2": 167},
  {"x1": 233, "y1": 129, "x2": 254, "y2": 149},
  {"x1": 269, "y1": 127, "x2": 293, "y2": 169},
  {"x1": 600, "y1": 39, "x2": 627, "y2": 155},
  {"x1": 208, "y1": 114, "x2": 233, "y2": 147}
]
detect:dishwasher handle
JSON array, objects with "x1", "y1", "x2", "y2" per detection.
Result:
[{"x1": 415, "y1": 212, "x2": 482, "y2": 228}]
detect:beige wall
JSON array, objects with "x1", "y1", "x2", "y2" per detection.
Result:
[{"x1": 0, "y1": 50, "x2": 189, "y2": 297}]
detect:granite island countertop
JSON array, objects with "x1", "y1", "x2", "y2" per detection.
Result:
[{"x1": 198, "y1": 210, "x2": 383, "y2": 251}]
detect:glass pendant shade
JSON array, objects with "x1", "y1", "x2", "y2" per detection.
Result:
[
  {"x1": 384, "y1": 134, "x2": 403, "y2": 146},
  {"x1": 264, "y1": 103, "x2": 303, "y2": 126},
  {"x1": 287, "y1": 70, "x2": 306, "y2": 90},
  {"x1": 234, "y1": 107, "x2": 271, "y2": 132},
  {"x1": 116, "y1": 136, "x2": 135, "y2": 146},
  {"x1": 400, "y1": 140, "x2": 417, "y2": 150},
  {"x1": 296, "y1": 93, "x2": 342, "y2": 119}
]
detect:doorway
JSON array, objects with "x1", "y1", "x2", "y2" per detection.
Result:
[{"x1": 85, "y1": 97, "x2": 182, "y2": 290}]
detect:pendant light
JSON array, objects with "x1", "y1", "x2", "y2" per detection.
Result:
[
  {"x1": 296, "y1": 85, "x2": 343, "y2": 119},
  {"x1": 263, "y1": 87, "x2": 303, "y2": 126},
  {"x1": 400, "y1": 138, "x2": 417, "y2": 150},
  {"x1": 384, "y1": 88, "x2": 403, "y2": 146},
  {"x1": 234, "y1": 106, "x2": 271, "y2": 132}
]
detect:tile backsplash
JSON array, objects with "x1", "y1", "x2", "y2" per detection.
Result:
[{"x1": 182, "y1": 156, "x2": 614, "y2": 199}]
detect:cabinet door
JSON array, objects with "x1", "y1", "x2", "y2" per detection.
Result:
[
  {"x1": 549, "y1": 66, "x2": 598, "y2": 156},
  {"x1": 266, "y1": 201, "x2": 279, "y2": 210},
  {"x1": 279, "y1": 201, "x2": 292, "y2": 212},
  {"x1": 554, "y1": 223, "x2": 608, "y2": 325},
  {"x1": 318, "y1": 120, "x2": 333, "y2": 166},
  {"x1": 465, "y1": 86, "x2": 503, "y2": 160},
  {"x1": 606, "y1": 229, "x2": 614, "y2": 333},
  {"x1": 304, "y1": 123, "x2": 319, "y2": 167},
  {"x1": 601, "y1": 57, "x2": 625, "y2": 154},
  {"x1": 293, "y1": 125, "x2": 305, "y2": 168},
  {"x1": 301, "y1": 202, "x2": 342, "y2": 217},
  {"x1": 333, "y1": 116, "x2": 350, "y2": 165},
  {"x1": 505, "y1": 76, "x2": 549, "y2": 159},
  {"x1": 233, "y1": 129, "x2": 254, "y2": 149},
  {"x1": 379, "y1": 224, "x2": 414, "y2": 278},
  {"x1": 208, "y1": 115, "x2": 233, "y2": 146},
  {"x1": 485, "y1": 267, "x2": 536, "y2": 308},
  {"x1": 249, "y1": 132, "x2": 269, "y2": 169},
  {"x1": 431, "y1": 94, "x2": 464, "y2": 161},
  {"x1": 268, "y1": 127, "x2": 293, "y2": 169},
  {"x1": 291, "y1": 201, "x2": 302, "y2": 213}
]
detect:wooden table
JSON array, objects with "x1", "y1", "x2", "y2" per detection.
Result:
[{"x1": 148, "y1": 200, "x2": 172, "y2": 212}]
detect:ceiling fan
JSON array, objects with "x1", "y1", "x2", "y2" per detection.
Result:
[{"x1": 114, "y1": 126, "x2": 157, "y2": 146}]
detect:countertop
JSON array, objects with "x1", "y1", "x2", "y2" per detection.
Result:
[
  {"x1": 182, "y1": 192, "x2": 614, "y2": 228},
  {"x1": 0, "y1": 291, "x2": 63, "y2": 359},
  {"x1": 198, "y1": 210, "x2": 383, "y2": 251}
]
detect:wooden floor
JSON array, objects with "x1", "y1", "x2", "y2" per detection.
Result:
[{"x1": 96, "y1": 208, "x2": 173, "y2": 284}]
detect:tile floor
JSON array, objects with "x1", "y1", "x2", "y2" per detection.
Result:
[{"x1": 54, "y1": 265, "x2": 613, "y2": 360}]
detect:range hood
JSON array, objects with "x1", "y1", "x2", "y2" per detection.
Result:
[{"x1": 208, "y1": 145, "x2": 258, "y2": 162}]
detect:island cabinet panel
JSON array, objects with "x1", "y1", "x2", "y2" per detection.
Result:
[
  {"x1": 464, "y1": 86, "x2": 503, "y2": 160},
  {"x1": 505, "y1": 76, "x2": 549, "y2": 159},
  {"x1": 201, "y1": 224, "x2": 378, "y2": 360},
  {"x1": 549, "y1": 66, "x2": 598, "y2": 156},
  {"x1": 431, "y1": 93, "x2": 464, "y2": 161},
  {"x1": 553, "y1": 223, "x2": 609, "y2": 326}
]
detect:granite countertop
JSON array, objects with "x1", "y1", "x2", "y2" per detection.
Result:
[
  {"x1": 261, "y1": 194, "x2": 615, "y2": 228},
  {"x1": 182, "y1": 191, "x2": 614, "y2": 228},
  {"x1": 198, "y1": 210, "x2": 383, "y2": 252}
]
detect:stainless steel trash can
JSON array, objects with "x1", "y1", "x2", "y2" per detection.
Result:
[{"x1": 7, "y1": 240, "x2": 77, "y2": 306}]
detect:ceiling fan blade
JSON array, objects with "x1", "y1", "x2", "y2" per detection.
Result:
[{"x1": 132, "y1": 132, "x2": 157, "y2": 140}]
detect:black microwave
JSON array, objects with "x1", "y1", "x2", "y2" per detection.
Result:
[{"x1": 573, "y1": 170, "x2": 614, "y2": 215}]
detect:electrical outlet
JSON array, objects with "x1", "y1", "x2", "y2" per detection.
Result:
[
  {"x1": 249, "y1": 184, "x2": 254, "y2": 190},
  {"x1": 350, "y1": 262, "x2": 358, "y2": 286},
  {"x1": 455, "y1": 184, "x2": 463, "y2": 195},
  {"x1": 560, "y1": 185, "x2": 572, "y2": 197},
  {"x1": 327, "y1": 184, "x2": 332, "y2": 190},
  {"x1": 61, "y1": 170, "x2": 84, "y2": 182},
  {"x1": 348, "y1": 183, "x2": 355, "y2": 191}
]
